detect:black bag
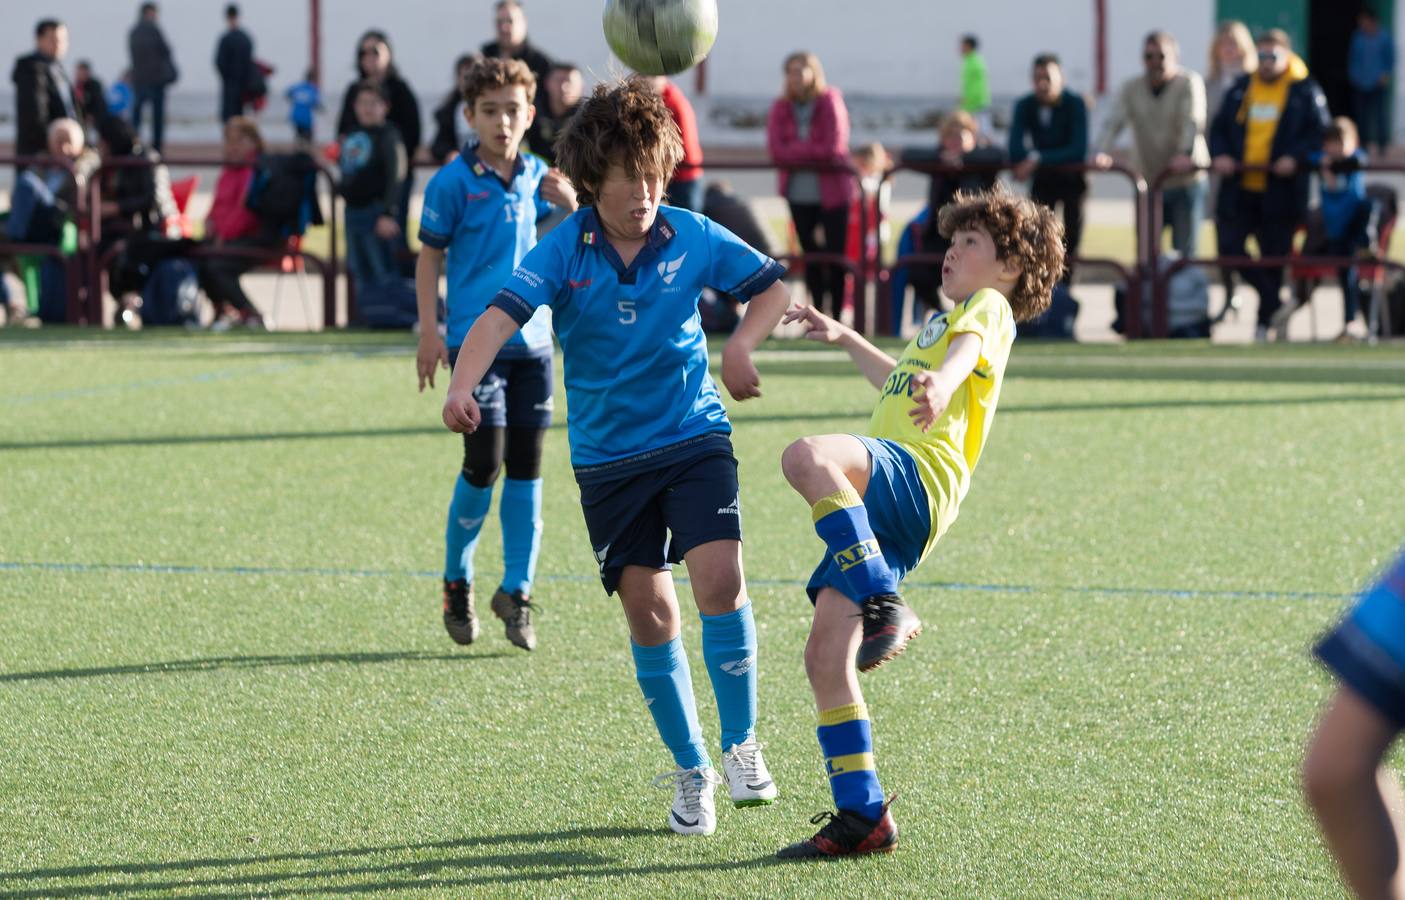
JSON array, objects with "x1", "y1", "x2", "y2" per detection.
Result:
[
  {"x1": 141, "y1": 257, "x2": 200, "y2": 326},
  {"x1": 37, "y1": 257, "x2": 68, "y2": 324},
  {"x1": 245, "y1": 152, "x2": 323, "y2": 238},
  {"x1": 1024, "y1": 281, "x2": 1080, "y2": 339}
]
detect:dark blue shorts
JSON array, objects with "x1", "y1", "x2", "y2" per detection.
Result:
[
  {"x1": 1316, "y1": 549, "x2": 1405, "y2": 729},
  {"x1": 449, "y1": 348, "x2": 553, "y2": 430},
  {"x1": 578, "y1": 443, "x2": 742, "y2": 595}
]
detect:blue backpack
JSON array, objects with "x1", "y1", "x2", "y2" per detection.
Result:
[{"x1": 141, "y1": 258, "x2": 201, "y2": 326}]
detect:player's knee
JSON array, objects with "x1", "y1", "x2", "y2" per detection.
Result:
[
  {"x1": 803, "y1": 628, "x2": 847, "y2": 686},
  {"x1": 462, "y1": 457, "x2": 502, "y2": 488},
  {"x1": 503, "y1": 426, "x2": 546, "y2": 481},
  {"x1": 1302, "y1": 734, "x2": 1376, "y2": 811},
  {"x1": 780, "y1": 437, "x2": 823, "y2": 488}
]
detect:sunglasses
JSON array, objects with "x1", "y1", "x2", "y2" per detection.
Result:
[
  {"x1": 1257, "y1": 48, "x2": 1284, "y2": 60},
  {"x1": 1143, "y1": 52, "x2": 1165, "y2": 61},
  {"x1": 360, "y1": 46, "x2": 381, "y2": 57}
]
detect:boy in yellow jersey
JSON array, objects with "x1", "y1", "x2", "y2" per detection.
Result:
[{"x1": 775, "y1": 188, "x2": 1064, "y2": 859}]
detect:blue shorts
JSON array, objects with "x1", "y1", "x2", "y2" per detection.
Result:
[
  {"x1": 806, "y1": 436, "x2": 933, "y2": 603},
  {"x1": 449, "y1": 348, "x2": 553, "y2": 430},
  {"x1": 578, "y1": 440, "x2": 742, "y2": 595},
  {"x1": 1316, "y1": 549, "x2": 1405, "y2": 729}
]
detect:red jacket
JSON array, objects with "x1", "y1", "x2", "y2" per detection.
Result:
[
  {"x1": 660, "y1": 80, "x2": 704, "y2": 183},
  {"x1": 206, "y1": 164, "x2": 260, "y2": 241},
  {"x1": 766, "y1": 86, "x2": 855, "y2": 210}
]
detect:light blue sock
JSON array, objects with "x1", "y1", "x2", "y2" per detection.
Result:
[
  {"x1": 632, "y1": 637, "x2": 709, "y2": 770},
  {"x1": 700, "y1": 602, "x2": 758, "y2": 753},
  {"x1": 499, "y1": 477, "x2": 542, "y2": 596},
  {"x1": 444, "y1": 475, "x2": 492, "y2": 583}
]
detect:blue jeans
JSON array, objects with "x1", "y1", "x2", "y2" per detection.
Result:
[
  {"x1": 1353, "y1": 86, "x2": 1390, "y2": 149},
  {"x1": 667, "y1": 177, "x2": 704, "y2": 212},
  {"x1": 344, "y1": 203, "x2": 398, "y2": 290},
  {"x1": 1161, "y1": 179, "x2": 1207, "y2": 258},
  {"x1": 132, "y1": 86, "x2": 166, "y2": 153}
]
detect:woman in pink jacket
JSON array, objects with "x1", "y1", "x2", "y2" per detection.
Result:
[{"x1": 767, "y1": 52, "x2": 855, "y2": 318}]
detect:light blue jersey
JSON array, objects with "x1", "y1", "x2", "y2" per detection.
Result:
[
  {"x1": 419, "y1": 143, "x2": 555, "y2": 354},
  {"x1": 491, "y1": 206, "x2": 784, "y2": 477}
]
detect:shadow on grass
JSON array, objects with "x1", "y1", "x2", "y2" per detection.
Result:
[
  {"x1": 0, "y1": 650, "x2": 507, "y2": 684},
  {"x1": 0, "y1": 827, "x2": 783, "y2": 897}
]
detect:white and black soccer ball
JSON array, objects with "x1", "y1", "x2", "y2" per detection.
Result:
[{"x1": 602, "y1": 0, "x2": 719, "y2": 76}]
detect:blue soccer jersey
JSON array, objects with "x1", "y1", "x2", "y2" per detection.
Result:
[
  {"x1": 418, "y1": 143, "x2": 555, "y2": 355},
  {"x1": 490, "y1": 207, "x2": 784, "y2": 477}
]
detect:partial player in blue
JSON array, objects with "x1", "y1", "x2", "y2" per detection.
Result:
[
  {"x1": 442, "y1": 78, "x2": 790, "y2": 837},
  {"x1": 415, "y1": 58, "x2": 577, "y2": 652},
  {"x1": 1305, "y1": 548, "x2": 1405, "y2": 898}
]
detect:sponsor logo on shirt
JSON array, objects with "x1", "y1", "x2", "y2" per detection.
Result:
[
  {"x1": 916, "y1": 313, "x2": 949, "y2": 349},
  {"x1": 657, "y1": 252, "x2": 688, "y2": 284},
  {"x1": 464, "y1": 190, "x2": 491, "y2": 202},
  {"x1": 514, "y1": 268, "x2": 544, "y2": 289},
  {"x1": 568, "y1": 278, "x2": 593, "y2": 289}
]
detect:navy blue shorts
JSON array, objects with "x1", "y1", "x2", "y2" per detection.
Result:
[
  {"x1": 1316, "y1": 549, "x2": 1405, "y2": 729},
  {"x1": 449, "y1": 348, "x2": 553, "y2": 429},
  {"x1": 578, "y1": 444, "x2": 742, "y2": 595}
]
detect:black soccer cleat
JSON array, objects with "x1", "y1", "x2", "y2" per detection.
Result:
[
  {"x1": 776, "y1": 797, "x2": 898, "y2": 859},
  {"x1": 856, "y1": 593, "x2": 921, "y2": 672},
  {"x1": 442, "y1": 578, "x2": 480, "y2": 645},
  {"x1": 490, "y1": 589, "x2": 538, "y2": 651}
]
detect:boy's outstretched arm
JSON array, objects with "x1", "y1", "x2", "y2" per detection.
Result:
[
  {"x1": 442, "y1": 307, "x2": 520, "y2": 433},
  {"x1": 781, "y1": 303, "x2": 896, "y2": 390},
  {"x1": 721, "y1": 279, "x2": 790, "y2": 400},
  {"x1": 415, "y1": 247, "x2": 449, "y2": 392},
  {"x1": 909, "y1": 332, "x2": 982, "y2": 432}
]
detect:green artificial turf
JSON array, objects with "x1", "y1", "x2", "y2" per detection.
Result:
[{"x1": 1, "y1": 330, "x2": 1403, "y2": 897}]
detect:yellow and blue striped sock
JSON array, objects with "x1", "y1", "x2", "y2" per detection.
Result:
[
  {"x1": 812, "y1": 489, "x2": 896, "y2": 605},
  {"x1": 817, "y1": 702, "x2": 884, "y2": 820}
]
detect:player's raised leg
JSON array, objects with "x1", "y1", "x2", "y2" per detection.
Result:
[
  {"x1": 619, "y1": 565, "x2": 720, "y2": 836},
  {"x1": 443, "y1": 426, "x2": 505, "y2": 645},
  {"x1": 683, "y1": 539, "x2": 776, "y2": 808},
  {"x1": 777, "y1": 586, "x2": 897, "y2": 859},
  {"x1": 781, "y1": 433, "x2": 921, "y2": 671}
]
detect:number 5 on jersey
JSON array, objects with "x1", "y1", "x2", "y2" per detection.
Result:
[{"x1": 618, "y1": 299, "x2": 636, "y2": 324}]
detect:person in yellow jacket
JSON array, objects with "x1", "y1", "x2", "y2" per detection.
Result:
[
  {"x1": 773, "y1": 188, "x2": 1065, "y2": 859},
  {"x1": 1208, "y1": 29, "x2": 1330, "y2": 340}
]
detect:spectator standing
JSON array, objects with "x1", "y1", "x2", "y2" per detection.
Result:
[
  {"x1": 1209, "y1": 29, "x2": 1329, "y2": 340},
  {"x1": 199, "y1": 116, "x2": 270, "y2": 329},
  {"x1": 12, "y1": 19, "x2": 81, "y2": 159},
  {"x1": 481, "y1": 0, "x2": 553, "y2": 105},
  {"x1": 107, "y1": 70, "x2": 134, "y2": 121},
  {"x1": 523, "y1": 62, "x2": 581, "y2": 166},
  {"x1": 1348, "y1": 10, "x2": 1395, "y2": 156},
  {"x1": 1093, "y1": 31, "x2": 1209, "y2": 257},
  {"x1": 430, "y1": 55, "x2": 483, "y2": 164},
  {"x1": 286, "y1": 69, "x2": 322, "y2": 144},
  {"x1": 1313, "y1": 118, "x2": 1374, "y2": 340},
  {"x1": 1009, "y1": 53, "x2": 1088, "y2": 277},
  {"x1": 767, "y1": 51, "x2": 856, "y2": 318},
  {"x1": 1207, "y1": 21, "x2": 1257, "y2": 120},
  {"x1": 128, "y1": 2, "x2": 177, "y2": 153},
  {"x1": 215, "y1": 4, "x2": 254, "y2": 122},
  {"x1": 339, "y1": 81, "x2": 407, "y2": 294},
  {"x1": 73, "y1": 61, "x2": 107, "y2": 130},
  {"x1": 336, "y1": 30, "x2": 421, "y2": 257},
  {"x1": 650, "y1": 76, "x2": 705, "y2": 211},
  {"x1": 959, "y1": 35, "x2": 992, "y2": 136}
]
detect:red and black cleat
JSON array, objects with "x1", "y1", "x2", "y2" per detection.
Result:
[
  {"x1": 776, "y1": 797, "x2": 898, "y2": 859},
  {"x1": 856, "y1": 594, "x2": 922, "y2": 672}
]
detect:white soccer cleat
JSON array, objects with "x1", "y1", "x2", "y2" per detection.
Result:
[
  {"x1": 722, "y1": 738, "x2": 778, "y2": 807},
  {"x1": 653, "y1": 765, "x2": 722, "y2": 836}
]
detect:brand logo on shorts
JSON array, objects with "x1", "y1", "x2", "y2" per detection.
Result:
[
  {"x1": 720, "y1": 656, "x2": 754, "y2": 676},
  {"x1": 717, "y1": 496, "x2": 740, "y2": 516},
  {"x1": 594, "y1": 543, "x2": 610, "y2": 573},
  {"x1": 533, "y1": 398, "x2": 554, "y2": 412},
  {"x1": 834, "y1": 540, "x2": 881, "y2": 572},
  {"x1": 916, "y1": 314, "x2": 949, "y2": 349},
  {"x1": 657, "y1": 252, "x2": 688, "y2": 285},
  {"x1": 644, "y1": 696, "x2": 655, "y2": 708}
]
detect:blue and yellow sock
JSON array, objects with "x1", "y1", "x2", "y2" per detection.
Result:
[
  {"x1": 498, "y1": 477, "x2": 542, "y2": 596},
  {"x1": 818, "y1": 702, "x2": 884, "y2": 820},
  {"x1": 700, "y1": 602, "x2": 758, "y2": 753},
  {"x1": 632, "y1": 637, "x2": 710, "y2": 770},
  {"x1": 812, "y1": 489, "x2": 896, "y2": 605},
  {"x1": 445, "y1": 474, "x2": 492, "y2": 583}
]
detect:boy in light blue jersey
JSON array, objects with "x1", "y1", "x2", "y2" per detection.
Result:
[
  {"x1": 416, "y1": 58, "x2": 577, "y2": 652},
  {"x1": 443, "y1": 78, "x2": 791, "y2": 837}
]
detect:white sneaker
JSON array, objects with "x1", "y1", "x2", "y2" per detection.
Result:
[
  {"x1": 721, "y1": 738, "x2": 777, "y2": 807},
  {"x1": 653, "y1": 765, "x2": 721, "y2": 836}
]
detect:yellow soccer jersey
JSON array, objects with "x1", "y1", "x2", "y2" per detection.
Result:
[{"x1": 868, "y1": 287, "x2": 1016, "y2": 560}]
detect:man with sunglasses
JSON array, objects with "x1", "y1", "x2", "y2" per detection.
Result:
[
  {"x1": 1208, "y1": 29, "x2": 1329, "y2": 341},
  {"x1": 1093, "y1": 31, "x2": 1209, "y2": 258}
]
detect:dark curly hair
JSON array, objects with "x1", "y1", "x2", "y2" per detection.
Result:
[
  {"x1": 553, "y1": 76, "x2": 683, "y2": 206},
  {"x1": 937, "y1": 187, "x2": 1065, "y2": 322},
  {"x1": 460, "y1": 57, "x2": 536, "y2": 110}
]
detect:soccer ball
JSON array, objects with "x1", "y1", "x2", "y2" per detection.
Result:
[{"x1": 602, "y1": 0, "x2": 719, "y2": 76}]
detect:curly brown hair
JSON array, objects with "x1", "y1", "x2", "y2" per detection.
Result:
[
  {"x1": 461, "y1": 57, "x2": 537, "y2": 110},
  {"x1": 937, "y1": 188, "x2": 1065, "y2": 322},
  {"x1": 553, "y1": 77, "x2": 682, "y2": 206}
]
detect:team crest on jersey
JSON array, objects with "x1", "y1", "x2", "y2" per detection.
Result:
[
  {"x1": 916, "y1": 313, "x2": 949, "y2": 349},
  {"x1": 657, "y1": 252, "x2": 687, "y2": 284}
]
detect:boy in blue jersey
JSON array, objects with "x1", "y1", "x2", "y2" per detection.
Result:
[
  {"x1": 1305, "y1": 548, "x2": 1405, "y2": 898},
  {"x1": 416, "y1": 58, "x2": 578, "y2": 652},
  {"x1": 443, "y1": 78, "x2": 791, "y2": 837},
  {"x1": 774, "y1": 190, "x2": 1063, "y2": 859}
]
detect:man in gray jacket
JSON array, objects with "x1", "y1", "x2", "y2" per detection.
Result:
[
  {"x1": 128, "y1": 2, "x2": 176, "y2": 153},
  {"x1": 1093, "y1": 30, "x2": 1209, "y2": 257}
]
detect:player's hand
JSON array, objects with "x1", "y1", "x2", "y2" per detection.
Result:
[
  {"x1": 542, "y1": 169, "x2": 578, "y2": 210},
  {"x1": 782, "y1": 303, "x2": 845, "y2": 344},
  {"x1": 443, "y1": 388, "x2": 482, "y2": 433},
  {"x1": 1091, "y1": 152, "x2": 1114, "y2": 170},
  {"x1": 1211, "y1": 154, "x2": 1238, "y2": 176},
  {"x1": 1272, "y1": 156, "x2": 1298, "y2": 177},
  {"x1": 907, "y1": 371, "x2": 952, "y2": 433},
  {"x1": 416, "y1": 334, "x2": 449, "y2": 392},
  {"x1": 720, "y1": 341, "x2": 762, "y2": 401},
  {"x1": 375, "y1": 215, "x2": 401, "y2": 240}
]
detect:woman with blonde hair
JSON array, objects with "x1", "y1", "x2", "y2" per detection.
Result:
[
  {"x1": 1207, "y1": 21, "x2": 1257, "y2": 119},
  {"x1": 767, "y1": 51, "x2": 856, "y2": 318}
]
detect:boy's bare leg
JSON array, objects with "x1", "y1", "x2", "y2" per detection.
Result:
[
  {"x1": 807, "y1": 587, "x2": 864, "y2": 710},
  {"x1": 618, "y1": 565, "x2": 681, "y2": 645},
  {"x1": 1304, "y1": 687, "x2": 1405, "y2": 899},
  {"x1": 682, "y1": 540, "x2": 747, "y2": 617},
  {"x1": 781, "y1": 434, "x2": 871, "y2": 505}
]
